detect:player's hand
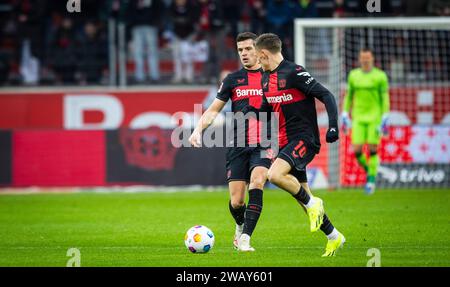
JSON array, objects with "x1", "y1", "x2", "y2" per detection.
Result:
[
  {"x1": 341, "y1": 112, "x2": 352, "y2": 135},
  {"x1": 326, "y1": 127, "x2": 339, "y2": 143},
  {"x1": 379, "y1": 114, "x2": 389, "y2": 136},
  {"x1": 189, "y1": 129, "x2": 202, "y2": 147}
]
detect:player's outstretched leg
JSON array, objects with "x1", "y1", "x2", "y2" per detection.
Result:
[
  {"x1": 365, "y1": 148, "x2": 379, "y2": 195},
  {"x1": 292, "y1": 180, "x2": 346, "y2": 256},
  {"x1": 268, "y1": 158, "x2": 324, "y2": 233},
  {"x1": 320, "y1": 213, "x2": 346, "y2": 257},
  {"x1": 228, "y1": 181, "x2": 247, "y2": 249},
  {"x1": 238, "y1": 167, "x2": 267, "y2": 252},
  {"x1": 292, "y1": 186, "x2": 325, "y2": 232}
]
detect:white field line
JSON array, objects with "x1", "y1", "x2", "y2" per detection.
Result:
[
  {"x1": 0, "y1": 246, "x2": 448, "y2": 250},
  {"x1": 0, "y1": 186, "x2": 228, "y2": 195}
]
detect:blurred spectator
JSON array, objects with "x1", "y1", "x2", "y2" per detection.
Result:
[
  {"x1": 292, "y1": 0, "x2": 319, "y2": 18},
  {"x1": 75, "y1": 21, "x2": 107, "y2": 85},
  {"x1": 13, "y1": 0, "x2": 46, "y2": 59},
  {"x1": 48, "y1": 17, "x2": 77, "y2": 84},
  {"x1": 247, "y1": 0, "x2": 266, "y2": 35},
  {"x1": 333, "y1": 0, "x2": 346, "y2": 17},
  {"x1": 196, "y1": 0, "x2": 226, "y2": 84},
  {"x1": 292, "y1": 0, "x2": 330, "y2": 59},
  {"x1": 101, "y1": 0, "x2": 128, "y2": 22},
  {"x1": 389, "y1": 0, "x2": 406, "y2": 16},
  {"x1": 127, "y1": 0, "x2": 165, "y2": 83},
  {"x1": 13, "y1": 0, "x2": 48, "y2": 84},
  {"x1": 170, "y1": 0, "x2": 198, "y2": 84},
  {"x1": 427, "y1": 0, "x2": 450, "y2": 16},
  {"x1": 265, "y1": 0, "x2": 294, "y2": 60},
  {"x1": 405, "y1": 0, "x2": 428, "y2": 16},
  {"x1": 222, "y1": 0, "x2": 241, "y2": 38}
]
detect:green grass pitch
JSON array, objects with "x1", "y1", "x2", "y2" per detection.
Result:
[{"x1": 0, "y1": 188, "x2": 449, "y2": 267}]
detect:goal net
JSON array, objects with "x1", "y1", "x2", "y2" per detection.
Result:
[{"x1": 294, "y1": 17, "x2": 450, "y2": 189}]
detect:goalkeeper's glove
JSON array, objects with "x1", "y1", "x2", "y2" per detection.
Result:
[
  {"x1": 379, "y1": 113, "x2": 389, "y2": 136},
  {"x1": 341, "y1": 112, "x2": 352, "y2": 134}
]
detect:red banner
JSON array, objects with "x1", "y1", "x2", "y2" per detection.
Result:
[{"x1": 0, "y1": 89, "x2": 209, "y2": 129}]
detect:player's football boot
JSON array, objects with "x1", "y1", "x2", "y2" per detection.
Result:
[
  {"x1": 364, "y1": 182, "x2": 376, "y2": 195},
  {"x1": 233, "y1": 224, "x2": 243, "y2": 249},
  {"x1": 237, "y1": 234, "x2": 255, "y2": 252},
  {"x1": 322, "y1": 232, "x2": 346, "y2": 257},
  {"x1": 365, "y1": 176, "x2": 376, "y2": 195},
  {"x1": 307, "y1": 197, "x2": 324, "y2": 232}
]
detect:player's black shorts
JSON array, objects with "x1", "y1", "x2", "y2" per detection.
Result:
[
  {"x1": 278, "y1": 138, "x2": 317, "y2": 182},
  {"x1": 226, "y1": 146, "x2": 272, "y2": 182}
]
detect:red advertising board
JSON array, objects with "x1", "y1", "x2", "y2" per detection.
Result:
[
  {"x1": 1, "y1": 87, "x2": 449, "y2": 129},
  {"x1": 12, "y1": 130, "x2": 106, "y2": 186},
  {"x1": 0, "y1": 89, "x2": 209, "y2": 129}
]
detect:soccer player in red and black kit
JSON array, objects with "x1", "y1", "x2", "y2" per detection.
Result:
[
  {"x1": 189, "y1": 32, "x2": 271, "y2": 252},
  {"x1": 254, "y1": 33, "x2": 345, "y2": 257}
]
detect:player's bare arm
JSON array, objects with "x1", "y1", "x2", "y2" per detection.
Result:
[{"x1": 189, "y1": 98, "x2": 226, "y2": 147}]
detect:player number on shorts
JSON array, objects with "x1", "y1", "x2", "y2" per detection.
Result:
[{"x1": 292, "y1": 140, "x2": 307, "y2": 158}]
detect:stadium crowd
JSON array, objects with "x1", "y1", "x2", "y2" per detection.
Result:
[{"x1": 0, "y1": 0, "x2": 448, "y2": 86}]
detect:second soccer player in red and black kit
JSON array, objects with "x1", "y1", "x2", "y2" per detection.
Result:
[
  {"x1": 189, "y1": 32, "x2": 271, "y2": 252},
  {"x1": 254, "y1": 33, "x2": 346, "y2": 257}
]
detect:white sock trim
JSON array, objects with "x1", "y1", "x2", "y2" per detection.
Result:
[
  {"x1": 327, "y1": 228, "x2": 339, "y2": 240},
  {"x1": 304, "y1": 196, "x2": 316, "y2": 208}
]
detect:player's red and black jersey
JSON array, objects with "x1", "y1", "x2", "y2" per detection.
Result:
[
  {"x1": 260, "y1": 60, "x2": 338, "y2": 153},
  {"x1": 216, "y1": 68, "x2": 267, "y2": 147}
]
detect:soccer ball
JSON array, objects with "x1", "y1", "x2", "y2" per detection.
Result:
[{"x1": 184, "y1": 225, "x2": 215, "y2": 253}]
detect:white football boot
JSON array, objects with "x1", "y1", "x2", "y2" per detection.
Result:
[
  {"x1": 238, "y1": 233, "x2": 255, "y2": 252},
  {"x1": 233, "y1": 224, "x2": 243, "y2": 249}
]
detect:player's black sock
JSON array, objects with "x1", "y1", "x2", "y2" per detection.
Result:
[
  {"x1": 320, "y1": 213, "x2": 335, "y2": 236},
  {"x1": 292, "y1": 186, "x2": 311, "y2": 206},
  {"x1": 243, "y1": 189, "x2": 263, "y2": 236},
  {"x1": 229, "y1": 200, "x2": 246, "y2": 226}
]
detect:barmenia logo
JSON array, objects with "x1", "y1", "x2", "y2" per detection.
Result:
[{"x1": 266, "y1": 93, "x2": 293, "y2": 103}]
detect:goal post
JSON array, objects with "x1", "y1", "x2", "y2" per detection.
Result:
[{"x1": 294, "y1": 17, "x2": 450, "y2": 189}]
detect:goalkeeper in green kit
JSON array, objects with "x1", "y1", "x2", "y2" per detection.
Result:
[{"x1": 341, "y1": 48, "x2": 390, "y2": 194}]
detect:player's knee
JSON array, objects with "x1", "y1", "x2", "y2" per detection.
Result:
[
  {"x1": 369, "y1": 146, "x2": 378, "y2": 155},
  {"x1": 249, "y1": 174, "x2": 267, "y2": 189},
  {"x1": 354, "y1": 146, "x2": 363, "y2": 154},
  {"x1": 230, "y1": 198, "x2": 245, "y2": 209},
  {"x1": 267, "y1": 169, "x2": 283, "y2": 185}
]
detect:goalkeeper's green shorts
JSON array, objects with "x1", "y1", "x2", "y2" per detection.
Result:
[{"x1": 351, "y1": 120, "x2": 381, "y2": 145}]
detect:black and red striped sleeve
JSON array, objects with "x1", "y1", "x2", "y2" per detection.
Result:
[{"x1": 216, "y1": 74, "x2": 233, "y2": 103}]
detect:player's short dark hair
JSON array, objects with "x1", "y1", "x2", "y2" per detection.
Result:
[
  {"x1": 360, "y1": 47, "x2": 374, "y2": 54},
  {"x1": 236, "y1": 32, "x2": 258, "y2": 43},
  {"x1": 255, "y1": 33, "x2": 282, "y2": 53}
]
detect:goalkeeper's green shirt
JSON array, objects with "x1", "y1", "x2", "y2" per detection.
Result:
[{"x1": 344, "y1": 67, "x2": 390, "y2": 123}]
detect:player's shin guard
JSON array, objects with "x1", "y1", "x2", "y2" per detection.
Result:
[
  {"x1": 368, "y1": 150, "x2": 379, "y2": 182},
  {"x1": 355, "y1": 151, "x2": 368, "y2": 172},
  {"x1": 243, "y1": 189, "x2": 263, "y2": 236},
  {"x1": 229, "y1": 200, "x2": 246, "y2": 226}
]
